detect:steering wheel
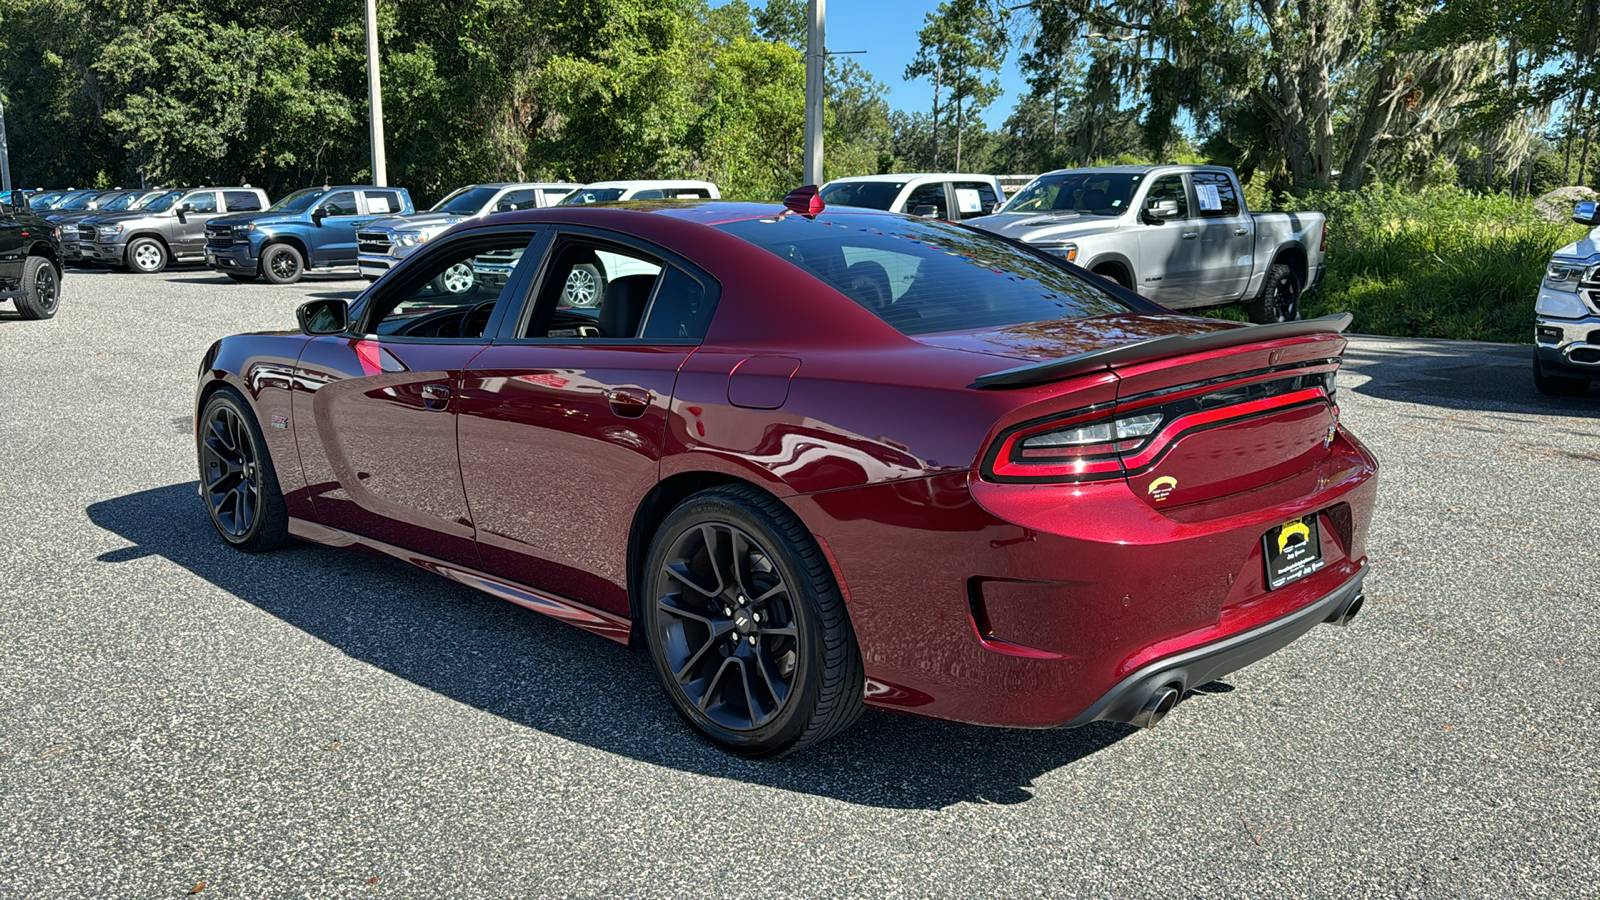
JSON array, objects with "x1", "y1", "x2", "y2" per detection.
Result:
[{"x1": 459, "y1": 300, "x2": 498, "y2": 338}]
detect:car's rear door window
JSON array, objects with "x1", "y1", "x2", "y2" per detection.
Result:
[
  {"x1": 224, "y1": 191, "x2": 262, "y2": 212},
  {"x1": 715, "y1": 215, "x2": 1136, "y2": 335},
  {"x1": 953, "y1": 181, "x2": 1000, "y2": 219},
  {"x1": 361, "y1": 190, "x2": 403, "y2": 215},
  {"x1": 1190, "y1": 172, "x2": 1241, "y2": 217},
  {"x1": 903, "y1": 183, "x2": 949, "y2": 219}
]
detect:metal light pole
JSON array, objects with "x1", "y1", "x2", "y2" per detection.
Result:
[
  {"x1": 803, "y1": 0, "x2": 825, "y2": 186},
  {"x1": 364, "y1": 0, "x2": 387, "y2": 186},
  {"x1": 0, "y1": 83, "x2": 13, "y2": 195}
]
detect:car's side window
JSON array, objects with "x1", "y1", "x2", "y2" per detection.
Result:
[
  {"x1": 186, "y1": 192, "x2": 218, "y2": 213},
  {"x1": 953, "y1": 181, "x2": 1000, "y2": 219},
  {"x1": 904, "y1": 182, "x2": 949, "y2": 219},
  {"x1": 1145, "y1": 175, "x2": 1190, "y2": 219},
  {"x1": 632, "y1": 189, "x2": 665, "y2": 200},
  {"x1": 224, "y1": 191, "x2": 262, "y2": 212},
  {"x1": 362, "y1": 190, "x2": 402, "y2": 215},
  {"x1": 541, "y1": 188, "x2": 573, "y2": 206},
  {"x1": 640, "y1": 267, "x2": 716, "y2": 340},
  {"x1": 522, "y1": 238, "x2": 664, "y2": 339},
  {"x1": 321, "y1": 192, "x2": 358, "y2": 217},
  {"x1": 366, "y1": 233, "x2": 538, "y2": 339},
  {"x1": 670, "y1": 188, "x2": 711, "y2": 199},
  {"x1": 497, "y1": 189, "x2": 541, "y2": 211},
  {"x1": 1191, "y1": 172, "x2": 1241, "y2": 217}
]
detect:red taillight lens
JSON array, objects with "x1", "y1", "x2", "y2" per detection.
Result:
[
  {"x1": 1319, "y1": 223, "x2": 1327, "y2": 253},
  {"x1": 986, "y1": 409, "x2": 1164, "y2": 482}
]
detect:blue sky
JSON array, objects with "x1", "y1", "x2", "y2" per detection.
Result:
[{"x1": 719, "y1": 0, "x2": 1034, "y2": 128}]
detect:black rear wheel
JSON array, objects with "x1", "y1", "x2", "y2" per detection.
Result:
[
  {"x1": 197, "y1": 389, "x2": 289, "y2": 552},
  {"x1": 644, "y1": 485, "x2": 864, "y2": 757},
  {"x1": 1247, "y1": 262, "x2": 1302, "y2": 324}
]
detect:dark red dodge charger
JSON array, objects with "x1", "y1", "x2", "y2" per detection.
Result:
[{"x1": 195, "y1": 193, "x2": 1377, "y2": 757}]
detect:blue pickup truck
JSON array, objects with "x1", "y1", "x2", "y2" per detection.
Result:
[{"x1": 204, "y1": 185, "x2": 414, "y2": 284}]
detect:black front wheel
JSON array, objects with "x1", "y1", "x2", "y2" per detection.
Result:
[
  {"x1": 13, "y1": 256, "x2": 61, "y2": 319},
  {"x1": 643, "y1": 485, "x2": 864, "y2": 757},
  {"x1": 1247, "y1": 262, "x2": 1302, "y2": 324},
  {"x1": 262, "y1": 244, "x2": 305, "y2": 285},
  {"x1": 197, "y1": 389, "x2": 290, "y2": 552}
]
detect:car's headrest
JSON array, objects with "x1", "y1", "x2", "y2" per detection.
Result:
[{"x1": 599, "y1": 274, "x2": 656, "y2": 338}]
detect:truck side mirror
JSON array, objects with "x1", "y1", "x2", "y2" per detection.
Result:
[
  {"x1": 911, "y1": 204, "x2": 940, "y2": 218},
  {"x1": 1575, "y1": 201, "x2": 1600, "y2": 227},
  {"x1": 297, "y1": 299, "x2": 349, "y2": 335},
  {"x1": 311, "y1": 207, "x2": 327, "y2": 225},
  {"x1": 1143, "y1": 199, "x2": 1179, "y2": 223},
  {"x1": 496, "y1": 201, "x2": 515, "y2": 212}
]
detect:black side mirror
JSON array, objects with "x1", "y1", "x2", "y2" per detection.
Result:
[
  {"x1": 1575, "y1": 201, "x2": 1600, "y2": 227},
  {"x1": 911, "y1": 204, "x2": 940, "y2": 218},
  {"x1": 311, "y1": 207, "x2": 328, "y2": 225},
  {"x1": 297, "y1": 299, "x2": 349, "y2": 335},
  {"x1": 496, "y1": 201, "x2": 515, "y2": 212}
]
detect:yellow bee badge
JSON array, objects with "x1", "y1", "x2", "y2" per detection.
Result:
[{"x1": 1147, "y1": 476, "x2": 1177, "y2": 501}]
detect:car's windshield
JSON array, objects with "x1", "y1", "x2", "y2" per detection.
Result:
[
  {"x1": 558, "y1": 188, "x2": 626, "y2": 205},
  {"x1": 28, "y1": 193, "x2": 63, "y2": 209},
  {"x1": 100, "y1": 193, "x2": 142, "y2": 212},
  {"x1": 431, "y1": 186, "x2": 499, "y2": 215},
  {"x1": 1002, "y1": 172, "x2": 1145, "y2": 216},
  {"x1": 819, "y1": 181, "x2": 906, "y2": 211},
  {"x1": 715, "y1": 214, "x2": 1133, "y2": 336},
  {"x1": 59, "y1": 192, "x2": 103, "y2": 211},
  {"x1": 268, "y1": 188, "x2": 323, "y2": 213},
  {"x1": 129, "y1": 192, "x2": 168, "y2": 209},
  {"x1": 141, "y1": 192, "x2": 185, "y2": 213}
]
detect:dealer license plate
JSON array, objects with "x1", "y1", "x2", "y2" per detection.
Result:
[{"x1": 1263, "y1": 515, "x2": 1324, "y2": 589}]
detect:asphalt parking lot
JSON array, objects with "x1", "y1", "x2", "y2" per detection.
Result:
[{"x1": 3, "y1": 267, "x2": 1598, "y2": 898}]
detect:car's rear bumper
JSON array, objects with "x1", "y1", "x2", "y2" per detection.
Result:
[{"x1": 790, "y1": 427, "x2": 1379, "y2": 729}]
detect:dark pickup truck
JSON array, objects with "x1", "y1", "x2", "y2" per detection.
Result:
[
  {"x1": 0, "y1": 192, "x2": 65, "y2": 319},
  {"x1": 205, "y1": 185, "x2": 415, "y2": 284}
]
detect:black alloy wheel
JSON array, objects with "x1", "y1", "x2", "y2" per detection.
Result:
[
  {"x1": 14, "y1": 257, "x2": 60, "y2": 319},
  {"x1": 644, "y1": 485, "x2": 864, "y2": 757},
  {"x1": 1247, "y1": 262, "x2": 1302, "y2": 324},
  {"x1": 197, "y1": 390, "x2": 289, "y2": 552},
  {"x1": 262, "y1": 244, "x2": 304, "y2": 285}
]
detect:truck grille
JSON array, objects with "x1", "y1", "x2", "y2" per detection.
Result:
[
  {"x1": 78, "y1": 224, "x2": 96, "y2": 243},
  {"x1": 205, "y1": 225, "x2": 240, "y2": 249},
  {"x1": 357, "y1": 231, "x2": 394, "y2": 256}
]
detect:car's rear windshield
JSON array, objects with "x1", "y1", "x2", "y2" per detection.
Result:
[
  {"x1": 819, "y1": 181, "x2": 904, "y2": 211},
  {"x1": 714, "y1": 214, "x2": 1133, "y2": 335}
]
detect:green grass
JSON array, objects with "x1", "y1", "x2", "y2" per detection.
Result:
[{"x1": 1246, "y1": 185, "x2": 1588, "y2": 343}]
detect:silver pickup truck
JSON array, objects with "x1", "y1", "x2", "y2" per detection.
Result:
[
  {"x1": 967, "y1": 165, "x2": 1326, "y2": 323},
  {"x1": 1532, "y1": 200, "x2": 1600, "y2": 396}
]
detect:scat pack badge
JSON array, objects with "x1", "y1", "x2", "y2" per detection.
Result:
[
  {"x1": 1146, "y1": 475, "x2": 1177, "y2": 501},
  {"x1": 270, "y1": 415, "x2": 289, "y2": 430}
]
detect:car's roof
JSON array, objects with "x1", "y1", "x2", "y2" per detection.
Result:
[
  {"x1": 1034, "y1": 164, "x2": 1235, "y2": 177},
  {"x1": 460, "y1": 182, "x2": 580, "y2": 190},
  {"x1": 825, "y1": 173, "x2": 998, "y2": 184},
  {"x1": 577, "y1": 179, "x2": 718, "y2": 190},
  {"x1": 471, "y1": 199, "x2": 901, "y2": 229}
]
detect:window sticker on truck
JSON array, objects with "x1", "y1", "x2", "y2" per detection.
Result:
[
  {"x1": 1197, "y1": 183, "x2": 1222, "y2": 211},
  {"x1": 955, "y1": 189, "x2": 983, "y2": 214},
  {"x1": 369, "y1": 196, "x2": 391, "y2": 213}
]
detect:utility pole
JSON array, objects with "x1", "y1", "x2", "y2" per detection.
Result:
[
  {"x1": 0, "y1": 82, "x2": 13, "y2": 195},
  {"x1": 803, "y1": 0, "x2": 825, "y2": 186},
  {"x1": 365, "y1": 0, "x2": 387, "y2": 186}
]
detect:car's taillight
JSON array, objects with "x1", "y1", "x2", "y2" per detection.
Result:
[
  {"x1": 1319, "y1": 223, "x2": 1327, "y2": 253},
  {"x1": 1016, "y1": 412, "x2": 1162, "y2": 459},
  {"x1": 986, "y1": 408, "x2": 1164, "y2": 482}
]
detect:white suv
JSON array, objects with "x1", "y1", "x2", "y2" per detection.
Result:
[{"x1": 818, "y1": 173, "x2": 1006, "y2": 221}]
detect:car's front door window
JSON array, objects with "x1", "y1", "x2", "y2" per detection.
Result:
[{"x1": 367, "y1": 233, "x2": 539, "y2": 339}]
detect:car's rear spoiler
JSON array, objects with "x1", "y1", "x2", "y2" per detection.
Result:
[{"x1": 971, "y1": 313, "x2": 1354, "y2": 389}]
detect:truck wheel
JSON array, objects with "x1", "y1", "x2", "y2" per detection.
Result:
[
  {"x1": 561, "y1": 263, "x2": 606, "y2": 308},
  {"x1": 13, "y1": 256, "x2": 62, "y2": 320},
  {"x1": 262, "y1": 244, "x2": 305, "y2": 285},
  {"x1": 127, "y1": 237, "x2": 168, "y2": 274},
  {"x1": 1247, "y1": 263, "x2": 1302, "y2": 324},
  {"x1": 1532, "y1": 355, "x2": 1590, "y2": 396}
]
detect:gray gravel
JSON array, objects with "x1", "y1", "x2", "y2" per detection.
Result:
[{"x1": 2, "y1": 269, "x2": 1598, "y2": 898}]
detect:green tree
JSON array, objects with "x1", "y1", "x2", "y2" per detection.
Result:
[{"x1": 904, "y1": 0, "x2": 1008, "y2": 171}]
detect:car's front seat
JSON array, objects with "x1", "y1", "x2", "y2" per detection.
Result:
[{"x1": 599, "y1": 274, "x2": 657, "y2": 338}]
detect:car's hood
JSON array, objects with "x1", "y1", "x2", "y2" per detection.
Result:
[
  {"x1": 1551, "y1": 226, "x2": 1600, "y2": 263},
  {"x1": 87, "y1": 210, "x2": 161, "y2": 226},
  {"x1": 47, "y1": 209, "x2": 104, "y2": 225},
  {"x1": 210, "y1": 212, "x2": 302, "y2": 229},
  {"x1": 964, "y1": 211, "x2": 1127, "y2": 243},
  {"x1": 915, "y1": 313, "x2": 1243, "y2": 364},
  {"x1": 366, "y1": 211, "x2": 473, "y2": 233}
]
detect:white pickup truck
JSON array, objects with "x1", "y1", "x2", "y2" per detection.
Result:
[
  {"x1": 1531, "y1": 199, "x2": 1600, "y2": 396},
  {"x1": 967, "y1": 165, "x2": 1326, "y2": 323}
]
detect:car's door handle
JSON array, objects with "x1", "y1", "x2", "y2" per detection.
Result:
[
  {"x1": 421, "y1": 383, "x2": 451, "y2": 410},
  {"x1": 1234, "y1": 227, "x2": 1250, "y2": 236},
  {"x1": 1181, "y1": 232, "x2": 1199, "y2": 240},
  {"x1": 605, "y1": 387, "x2": 651, "y2": 418}
]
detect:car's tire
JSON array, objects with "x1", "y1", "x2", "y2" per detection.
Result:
[
  {"x1": 226, "y1": 273, "x2": 258, "y2": 284},
  {"x1": 261, "y1": 244, "x2": 305, "y2": 285},
  {"x1": 13, "y1": 256, "x2": 62, "y2": 320},
  {"x1": 1532, "y1": 355, "x2": 1590, "y2": 396},
  {"x1": 643, "y1": 484, "x2": 865, "y2": 758},
  {"x1": 1247, "y1": 262, "x2": 1302, "y2": 324},
  {"x1": 197, "y1": 388, "x2": 290, "y2": 553},
  {"x1": 561, "y1": 263, "x2": 606, "y2": 308},
  {"x1": 126, "y1": 236, "x2": 168, "y2": 274}
]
